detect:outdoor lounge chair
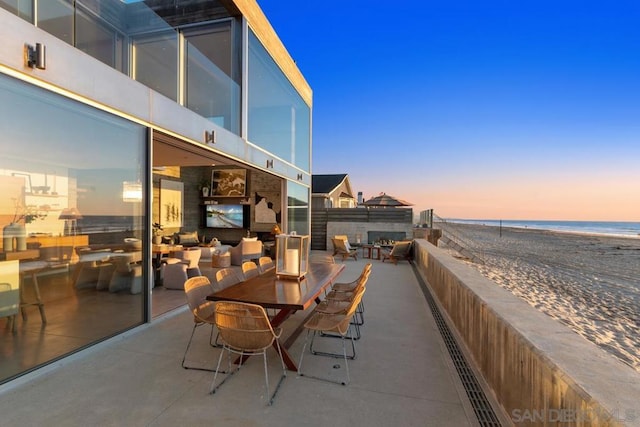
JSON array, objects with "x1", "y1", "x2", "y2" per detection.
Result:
[
  {"x1": 381, "y1": 240, "x2": 413, "y2": 265},
  {"x1": 331, "y1": 238, "x2": 358, "y2": 261}
]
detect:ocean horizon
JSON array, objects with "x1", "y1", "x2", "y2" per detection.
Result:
[{"x1": 444, "y1": 219, "x2": 640, "y2": 238}]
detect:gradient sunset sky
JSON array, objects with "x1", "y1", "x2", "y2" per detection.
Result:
[{"x1": 258, "y1": 0, "x2": 640, "y2": 221}]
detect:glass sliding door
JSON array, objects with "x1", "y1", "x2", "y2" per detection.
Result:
[{"x1": 0, "y1": 74, "x2": 147, "y2": 385}]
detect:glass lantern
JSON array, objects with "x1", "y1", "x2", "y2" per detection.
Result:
[{"x1": 275, "y1": 234, "x2": 310, "y2": 280}]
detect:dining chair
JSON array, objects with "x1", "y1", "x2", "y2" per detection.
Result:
[
  {"x1": 257, "y1": 256, "x2": 275, "y2": 273},
  {"x1": 326, "y1": 263, "x2": 372, "y2": 327},
  {"x1": 214, "y1": 268, "x2": 240, "y2": 291},
  {"x1": 182, "y1": 276, "x2": 225, "y2": 372},
  {"x1": 210, "y1": 301, "x2": 287, "y2": 406},
  {"x1": 242, "y1": 261, "x2": 259, "y2": 280},
  {"x1": 297, "y1": 286, "x2": 366, "y2": 386}
]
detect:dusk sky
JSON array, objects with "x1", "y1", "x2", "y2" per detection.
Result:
[{"x1": 258, "y1": 0, "x2": 640, "y2": 221}]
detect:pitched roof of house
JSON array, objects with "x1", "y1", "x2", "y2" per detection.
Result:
[{"x1": 312, "y1": 174, "x2": 349, "y2": 195}]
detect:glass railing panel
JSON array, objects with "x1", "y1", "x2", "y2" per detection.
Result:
[
  {"x1": 248, "y1": 30, "x2": 311, "y2": 172},
  {"x1": 0, "y1": 0, "x2": 33, "y2": 22},
  {"x1": 185, "y1": 40, "x2": 240, "y2": 133},
  {"x1": 132, "y1": 31, "x2": 179, "y2": 101}
]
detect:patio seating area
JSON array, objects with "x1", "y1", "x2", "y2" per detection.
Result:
[{"x1": 0, "y1": 254, "x2": 485, "y2": 426}]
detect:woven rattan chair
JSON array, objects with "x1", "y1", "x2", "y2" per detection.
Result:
[
  {"x1": 297, "y1": 286, "x2": 366, "y2": 386},
  {"x1": 182, "y1": 276, "x2": 224, "y2": 372},
  {"x1": 257, "y1": 256, "x2": 275, "y2": 273},
  {"x1": 242, "y1": 261, "x2": 259, "y2": 280},
  {"x1": 210, "y1": 301, "x2": 286, "y2": 405},
  {"x1": 214, "y1": 268, "x2": 240, "y2": 291},
  {"x1": 331, "y1": 238, "x2": 358, "y2": 261},
  {"x1": 322, "y1": 264, "x2": 371, "y2": 332}
]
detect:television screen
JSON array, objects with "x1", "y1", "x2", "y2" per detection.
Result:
[{"x1": 205, "y1": 204, "x2": 245, "y2": 228}]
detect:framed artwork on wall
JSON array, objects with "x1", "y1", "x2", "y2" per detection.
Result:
[
  {"x1": 160, "y1": 179, "x2": 183, "y2": 228},
  {"x1": 211, "y1": 168, "x2": 246, "y2": 197}
]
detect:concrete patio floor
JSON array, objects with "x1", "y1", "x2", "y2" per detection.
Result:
[{"x1": 0, "y1": 255, "x2": 482, "y2": 426}]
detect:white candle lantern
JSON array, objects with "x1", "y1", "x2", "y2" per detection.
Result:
[{"x1": 275, "y1": 234, "x2": 309, "y2": 280}]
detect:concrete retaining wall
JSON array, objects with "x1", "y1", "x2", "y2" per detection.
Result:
[{"x1": 413, "y1": 239, "x2": 640, "y2": 426}]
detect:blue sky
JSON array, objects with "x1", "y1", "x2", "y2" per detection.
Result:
[{"x1": 258, "y1": 1, "x2": 640, "y2": 221}]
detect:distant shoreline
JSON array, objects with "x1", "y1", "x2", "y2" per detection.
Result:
[{"x1": 440, "y1": 218, "x2": 640, "y2": 239}]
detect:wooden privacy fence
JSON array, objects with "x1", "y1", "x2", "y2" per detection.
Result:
[{"x1": 311, "y1": 208, "x2": 413, "y2": 250}]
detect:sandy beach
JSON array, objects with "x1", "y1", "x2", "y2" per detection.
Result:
[{"x1": 438, "y1": 222, "x2": 640, "y2": 372}]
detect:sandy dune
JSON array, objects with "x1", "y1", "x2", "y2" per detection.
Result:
[{"x1": 438, "y1": 222, "x2": 640, "y2": 372}]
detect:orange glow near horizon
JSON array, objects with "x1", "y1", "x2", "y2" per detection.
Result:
[{"x1": 358, "y1": 172, "x2": 640, "y2": 222}]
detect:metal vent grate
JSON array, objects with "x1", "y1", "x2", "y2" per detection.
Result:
[{"x1": 413, "y1": 266, "x2": 502, "y2": 427}]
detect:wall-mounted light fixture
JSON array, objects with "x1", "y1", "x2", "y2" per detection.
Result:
[
  {"x1": 297, "y1": 173, "x2": 303, "y2": 181},
  {"x1": 266, "y1": 159, "x2": 274, "y2": 168},
  {"x1": 204, "y1": 130, "x2": 216, "y2": 144},
  {"x1": 26, "y1": 43, "x2": 46, "y2": 70}
]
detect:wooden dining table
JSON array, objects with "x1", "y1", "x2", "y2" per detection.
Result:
[{"x1": 207, "y1": 262, "x2": 345, "y2": 371}]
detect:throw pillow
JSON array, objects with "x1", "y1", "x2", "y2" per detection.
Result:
[{"x1": 177, "y1": 231, "x2": 199, "y2": 245}]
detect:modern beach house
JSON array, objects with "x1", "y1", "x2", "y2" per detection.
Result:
[{"x1": 0, "y1": 0, "x2": 311, "y2": 386}]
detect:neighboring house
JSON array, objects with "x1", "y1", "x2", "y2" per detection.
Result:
[{"x1": 312, "y1": 174, "x2": 356, "y2": 209}]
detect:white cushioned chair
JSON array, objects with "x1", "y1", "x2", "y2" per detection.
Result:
[{"x1": 229, "y1": 238, "x2": 263, "y2": 266}]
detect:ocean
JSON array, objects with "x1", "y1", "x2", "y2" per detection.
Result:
[
  {"x1": 444, "y1": 219, "x2": 640, "y2": 238},
  {"x1": 77, "y1": 215, "x2": 143, "y2": 234}
]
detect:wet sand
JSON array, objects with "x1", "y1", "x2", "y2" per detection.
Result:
[{"x1": 438, "y1": 222, "x2": 640, "y2": 372}]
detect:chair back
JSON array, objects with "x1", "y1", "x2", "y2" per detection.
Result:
[
  {"x1": 331, "y1": 238, "x2": 348, "y2": 254},
  {"x1": 184, "y1": 276, "x2": 215, "y2": 322},
  {"x1": 214, "y1": 301, "x2": 277, "y2": 352},
  {"x1": 257, "y1": 256, "x2": 274, "y2": 273},
  {"x1": 176, "y1": 248, "x2": 201, "y2": 268},
  {"x1": 242, "y1": 261, "x2": 259, "y2": 280},
  {"x1": 242, "y1": 240, "x2": 263, "y2": 258},
  {"x1": 215, "y1": 268, "x2": 240, "y2": 291},
  {"x1": 334, "y1": 235, "x2": 352, "y2": 251},
  {"x1": 337, "y1": 287, "x2": 366, "y2": 335},
  {"x1": 390, "y1": 241, "x2": 412, "y2": 257}
]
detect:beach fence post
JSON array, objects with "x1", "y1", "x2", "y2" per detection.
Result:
[{"x1": 499, "y1": 220, "x2": 502, "y2": 238}]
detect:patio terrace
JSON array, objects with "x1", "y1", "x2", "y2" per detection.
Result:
[{"x1": 0, "y1": 253, "x2": 498, "y2": 426}]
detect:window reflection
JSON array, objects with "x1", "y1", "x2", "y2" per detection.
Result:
[
  {"x1": 0, "y1": 74, "x2": 146, "y2": 386},
  {"x1": 287, "y1": 181, "x2": 309, "y2": 235},
  {"x1": 248, "y1": 31, "x2": 311, "y2": 171},
  {"x1": 133, "y1": 32, "x2": 179, "y2": 101},
  {"x1": 185, "y1": 22, "x2": 240, "y2": 133}
]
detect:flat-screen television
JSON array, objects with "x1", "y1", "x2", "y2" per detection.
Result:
[{"x1": 204, "y1": 204, "x2": 248, "y2": 229}]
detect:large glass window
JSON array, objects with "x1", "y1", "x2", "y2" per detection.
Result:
[
  {"x1": 185, "y1": 22, "x2": 240, "y2": 133},
  {"x1": 287, "y1": 181, "x2": 309, "y2": 235},
  {"x1": 248, "y1": 31, "x2": 311, "y2": 172},
  {"x1": 0, "y1": 74, "x2": 147, "y2": 385}
]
